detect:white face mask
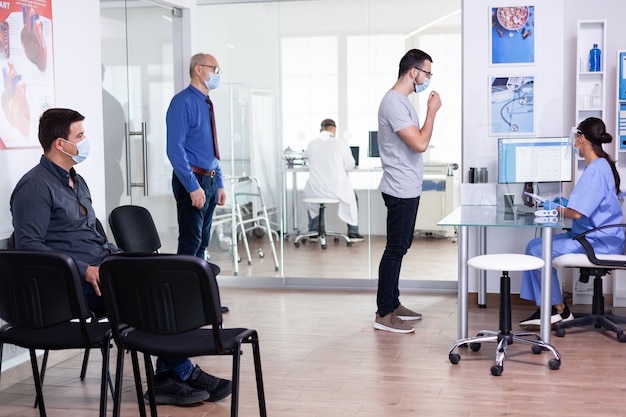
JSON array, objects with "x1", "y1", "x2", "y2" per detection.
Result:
[{"x1": 61, "y1": 137, "x2": 90, "y2": 164}]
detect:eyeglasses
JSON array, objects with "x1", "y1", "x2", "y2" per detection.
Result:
[
  {"x1": 575, "y1": 130, "x2": 583, "y2": 138},
  {"x1": 199, "y1": 64, "x2": 221, "y2": 74},
  {"x1": 414, "y1": 67, "x2": 433, "y2": 79}
]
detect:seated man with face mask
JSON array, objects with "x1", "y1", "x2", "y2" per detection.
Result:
[{"x1": 303, "y1": 118, "x2": 363, "y2": 242}]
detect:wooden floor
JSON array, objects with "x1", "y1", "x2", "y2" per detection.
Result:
[
  {"x1": 204, "y1": 233, "x2": 460, "y2": 280},
  {"x1": 2, "y1": 287, "x2": 626, "y2": 417}
]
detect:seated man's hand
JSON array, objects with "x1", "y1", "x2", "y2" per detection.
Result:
[{"x1": 85, "y1": 265, "x2": 101, "y2": 296}]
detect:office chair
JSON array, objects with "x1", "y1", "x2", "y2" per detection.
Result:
[
  {"x1": 294, "y1": 197, "x2": 351, "y2": 249},
  {"x1": 6, "y1": 219, "x2": 109, "y2": 385},
  {"x1": 109, "y1": 205, "x2": 162, "y2": 254},
  {"x1": 448, "y1": 253, "x2": 561, "y2": 376},
  {"x1": 108, "y1": 204, "x2": 224, "y2": 309},
  {"x1": 553, "y1": 223, "x2": 626, "y2": 342},
  {"x1": 0, "y1": 251, "x2": 113, "y2": 417},
  {"x1": 99, "y1": 253, "x2": 267, "y2": 417}
]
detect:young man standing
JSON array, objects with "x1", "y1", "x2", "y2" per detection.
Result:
[{"x1": 373, "y1": 49, "x2": 443, "y2": 333}]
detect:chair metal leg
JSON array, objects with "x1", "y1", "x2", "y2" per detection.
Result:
[
  {"x1": 80, "y1": 348, "x2": 90, "y2": 380},
  {"x1": 29, "y1": 349, "x2": 46, "y2": 417}
]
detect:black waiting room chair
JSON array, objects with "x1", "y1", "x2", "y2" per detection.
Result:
[
  {"x1": 99, "y1": 253, "x2": 266, "y2": 417},
  {"x1": 0, "y1": 250, "x2": 113, "y2": 417}
]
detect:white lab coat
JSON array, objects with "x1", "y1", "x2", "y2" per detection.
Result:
[{"x1": 303, "y1": 131, "x2": 358, "y2": 226}]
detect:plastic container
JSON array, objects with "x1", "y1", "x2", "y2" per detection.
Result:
[
  {"x1": 589, "y1": 43, "x2": 601, "y2": 72},
  {"x1": 591, "y1": 83, "x2": 602, "y2": 108}
]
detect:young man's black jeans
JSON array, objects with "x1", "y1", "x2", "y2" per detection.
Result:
[{"x1": 376, "y1": 192, "x2": 420, "y2": 317}]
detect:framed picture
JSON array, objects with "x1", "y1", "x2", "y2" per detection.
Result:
[
  {"x1": 489, "y1": 75, "x2": 534, "y2": 136},
  {"x1": 490, "y1": 5, "x2": 535, "y2": 65}
]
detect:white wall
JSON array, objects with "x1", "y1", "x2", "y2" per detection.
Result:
[{"x1": 0, "y1": 0, "x2": 105, "y2": 240}]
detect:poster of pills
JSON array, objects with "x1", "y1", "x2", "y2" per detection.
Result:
[
  {"x1": 490, "y1": 5, "x2": 535, "y2": 65},
  {"x1": 0, "y1": 0, "x2": 54, "y2": 149}
]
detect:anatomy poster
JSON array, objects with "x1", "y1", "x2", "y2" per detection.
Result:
[{"x1": 0, "y1": 0, "x2": 54, "y2": 149}]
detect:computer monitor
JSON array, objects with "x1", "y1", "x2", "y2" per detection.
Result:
[
  {"x1": 368, "y1": 131, "x2": 379, "y2": 157},
  {"x1": 350, "y1": 146, "x2": 360, "y2": 167},
  {"x1": 497, "y1": 137, "x2": 573, "y2": 184}
]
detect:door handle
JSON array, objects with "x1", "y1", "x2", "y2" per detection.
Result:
[{"x1": 125, "y1": 122, "x2": 149, "y2": 196}]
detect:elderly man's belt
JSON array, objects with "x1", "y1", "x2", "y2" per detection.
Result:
[{"x1": 191, "y1": 166, "x2": 217, "y2": 177}]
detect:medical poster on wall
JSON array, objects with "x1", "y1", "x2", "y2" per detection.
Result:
[
  {"x1": 490, "y1": 5, "x2": 535, "y2": 65},
  {"x1": 489, "y1": 75, "x2": 534, "y2": 135},
  {"x1": 0, "y1": 0, "x2": 55, "y2": 149}
]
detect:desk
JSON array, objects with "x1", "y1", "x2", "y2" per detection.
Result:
[{"x1": 438, "y1": 205, "x2": 570, "y2": 343}]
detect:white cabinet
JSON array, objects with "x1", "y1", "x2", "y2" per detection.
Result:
[
  {"x1": 572, "y1": 20, "x2": 608, "y2": 305},
  {"x1": 573, "y1": 19, "x2": 607, "y2": 183},
  {"x1": 414, "y1": 163, "x2": 460, "y2": 238}
]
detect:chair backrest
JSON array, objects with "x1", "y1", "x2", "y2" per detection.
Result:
[
  {"x1": 0, "y1": 251, "x2": 89, "y2": 329},
  {"x1": 99, "y1": 254, "x2": 223, "y2": 340},
  {"x1": 109, "y1": 205, "x2": 161, "y2": 253}
]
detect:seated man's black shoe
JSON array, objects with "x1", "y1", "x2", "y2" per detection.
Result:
[
  {"x1": 187, "y1": 365, "x2": 232, "y2": 402},
  {"x1": 145, "y1": 371, "x2": 209, "y2": 405},
  {"x1": 221, "y1": 306, "x2": 230, "y2": 314}
]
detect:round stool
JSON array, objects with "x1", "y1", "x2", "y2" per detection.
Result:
[
  {"x1": 294, "y1": 197, "x2": 351, "y2": 249},
  {"x1": 448, "y1": 253, "x2": 561, "y2": 376}
]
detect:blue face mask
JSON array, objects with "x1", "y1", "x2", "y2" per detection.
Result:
[
  {"x1": 61, "y1": 137, "x2": 90, "y2": 164},
  {"x1": 205, "y1": 72, "x2": 221, "y2": 90},
  {"x1": 414, "y1": 76, "x2": 430, "y2": 93}
]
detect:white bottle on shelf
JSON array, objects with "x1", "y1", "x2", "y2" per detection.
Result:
[{"x1": 591, "y1": 83, "x2": 602, "y2": 108}]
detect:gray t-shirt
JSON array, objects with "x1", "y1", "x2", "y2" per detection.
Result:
[{"x1": 377, "y1": 89, "x2": 423, "y2": 198}]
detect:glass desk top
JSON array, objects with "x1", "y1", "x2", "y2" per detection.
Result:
[{"x1": 438, "y1": 205, "x2": 571, "y2": 229}]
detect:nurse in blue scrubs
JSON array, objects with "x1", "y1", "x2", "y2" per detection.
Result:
[{"x1": 519, "y1": 117, "x2": 624, "y2": 329}]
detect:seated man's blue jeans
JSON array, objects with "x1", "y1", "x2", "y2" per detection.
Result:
[
  {"x1": 376, "y1": 193, "x2": 420, "y2": 316},
  {"x1": 156, "y1": 357, "x2": 194, "y2": 381}
]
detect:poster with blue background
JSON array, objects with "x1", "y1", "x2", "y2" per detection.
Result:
[{"x1": 491, "y1": 5, "x2": 534, "y2": 65}]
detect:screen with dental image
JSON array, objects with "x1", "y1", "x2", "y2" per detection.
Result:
[{"x1": 497, "y1": 137, "x2": 573, "y2": 184}]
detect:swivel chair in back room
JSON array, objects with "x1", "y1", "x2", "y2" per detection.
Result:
[{"x1": 293, "y1": 197, "x2": 352, "y2": 249}]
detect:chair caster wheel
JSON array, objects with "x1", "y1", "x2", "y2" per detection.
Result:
[
  {"x1": 548, "y1": 358, "x2": 561, "y2": 370},
  {"x1": 555, "y1": 327, "x2": 565, "y2": 337},
  {"x1": 449, "y1": 353, "x2": 461, "y2": 364},
  {"x1": 531, "y1": 345, "x2": 543, "y2": 354},
  {"x1": 491, "y1": 365, "x2": 503, "y2": 376},
  {"x1": 334, "y1": 237, "x2": 339, "y2": 244},
  {"x1": 617, "y1": 332, "x2": 626, "y2": 343},
  {"x1": 469, "y1": 342, "x2": 481, "y2": 352},
  {"x1": 321, "y1": 244, "x2": 327, "y2": 249},
  {"x1": 294, "y1": 242, "x2": 301, "y2": 248},
  {"x1": 346, "y1": 242, "x2": 352, "y2": 247}
]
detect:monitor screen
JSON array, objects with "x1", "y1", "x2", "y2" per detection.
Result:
[
  {"x1": 350, "y1": 146, "x2": 360, "y2": 167},
  {"x1": 368, "y1": 131, "x2": 379, "y2": 157},
  {"x1": 497, "y1": 137, "x2": 573, "y2": 184}
]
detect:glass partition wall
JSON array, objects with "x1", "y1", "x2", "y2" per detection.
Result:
[{"x1": 101, "y1": 0, "x2": 462, "y2": 289}]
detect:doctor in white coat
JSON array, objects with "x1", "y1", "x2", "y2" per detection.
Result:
[{"x1": 303, "y1": 119, "x2": 363, "y2": 242}]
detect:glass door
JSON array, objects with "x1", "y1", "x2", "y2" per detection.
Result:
[{"x1": 100, "y1": 0, "x2": 183, "y2": 251}]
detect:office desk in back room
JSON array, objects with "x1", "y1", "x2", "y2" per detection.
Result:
[
  {"x1": 438, "y1": 205, "x2": 571, "y2": 344},
  {"x1": 283, "y1": 162, "x2": 459, "y2": 238}
]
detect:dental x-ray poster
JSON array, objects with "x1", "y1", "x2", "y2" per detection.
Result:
[
  {"x1": 489, "y1": 75, "x2": 534, "y2": 136},
  {"x1": 491, "y1": 5, "x2": 535, "y2": 65},
  {"x1": 0, "y1": 0, "x2": 55, "y2": 149}
]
